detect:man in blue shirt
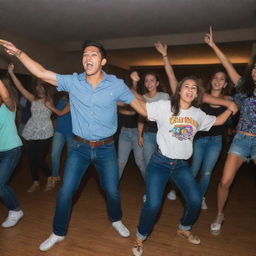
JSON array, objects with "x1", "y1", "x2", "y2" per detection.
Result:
[{"x1": 0, "y1": 39, "x2": 144, "y2": 251}]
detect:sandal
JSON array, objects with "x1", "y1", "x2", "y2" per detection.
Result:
[
  {"x1": 177, "y1": 229, "x2": 201, "y2": 245},
  {"x1": 132, "y1": 239, "x2": 143, "y2": 256},
  {"x1": 210, "y1": 213, "x2": 224, "y2": 236}
]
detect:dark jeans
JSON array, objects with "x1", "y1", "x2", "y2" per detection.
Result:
[
  {"x1": 53, "y1": 139, "x2": 122, "y2": 236},
  {"x1": 27, "y1": 139, "x2": 51, "y2": 181},
  {"x1": 137, "y1": 150, "x2": 201, "y2": 240},
  {"x1": 0, "y1": 147, "x2": 22, "y2": 210}
]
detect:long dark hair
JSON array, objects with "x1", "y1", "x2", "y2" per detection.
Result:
[
  {"x1": 205, "y1": 69, "x2": 232, "y2": 96},
  {"x1": 142, "y1": 72, "x2": 167, "y2": 94},
  {"x1": 31, "y1": 78, "x2": 53, "y2": 102},
  {"x1": 238, "y1": 55, "x2": 256, "y2": 97},
  {"x1": 1, "y1": 76, "x2": 19, "y2": 106},
  {"x1": 171, "y1": 76, "x2": 204, "y2": 116}
]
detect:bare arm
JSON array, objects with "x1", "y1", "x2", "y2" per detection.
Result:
[
  {"x1": 129, "y1": 98, "x2": 147, "y2": 117},
  {"x1": 214, "y1": 109, "x2": 233, "y2": 126},
  {"x1": 137, "y1": 118, "x2": 145, "y2": 147},
  {"x1": 155, "y1": 41, "x2": 178, "y2": 94},
  {"x1": 202, "y1": 93, "x2": 236, "y2": 111},
  {"x1": 0, "y1": 40, "x2": 57, "y2": 86},
  {"x1": 45, "y1": 102, "x2": 70, "y2": 116},
  {"x1": 0, "y1": 80, "x2": 15, "y2": 111},
  {"x1": 204, "y1": 27, "x2": 241, "y2": 85},
  {"x1": 8, "y1": 64, "x2": 35, "y2": 102}
]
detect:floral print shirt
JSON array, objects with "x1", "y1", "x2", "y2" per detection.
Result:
[
  {"x1": 233, "y1": 79, "x2": 256, "y2": 134},
  {"x1": 22, "y1": 100, "x2": 53, "y2": 140}
]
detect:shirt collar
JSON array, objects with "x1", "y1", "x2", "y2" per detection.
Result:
[{"x1": 78, "y1": 71, "x2": 112, "y2": 82}]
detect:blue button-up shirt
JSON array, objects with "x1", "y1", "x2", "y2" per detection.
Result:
[{"x1": 56, "y1": 72, "x2": 135, "y2": 140}]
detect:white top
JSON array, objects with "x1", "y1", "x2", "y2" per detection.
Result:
[
  {"x1": 146, "y1": 100, "x2": 216, "y2": 160},
  {"x1": 22, "y1": 100, "x2": 53, "y2": 140}
]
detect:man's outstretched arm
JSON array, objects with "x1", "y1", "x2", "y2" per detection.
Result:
[{"x1": 0, "y1": 39, "x2": 57, "y2": 86}]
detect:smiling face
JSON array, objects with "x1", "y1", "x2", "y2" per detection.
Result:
[
  {"x1": 82, "y1": 46, "x2": 107, "y2": 76},
  {"x1": 144, "y1": 74, "x2": 159, "y2": 92},
  {"x1": 211, "y1": 72, "x2": 227, "y2": 91},
  {"x1": 179, "y1": 79, "x2": 198, "y2": 104}
]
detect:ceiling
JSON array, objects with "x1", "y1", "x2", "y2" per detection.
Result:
[{"x1": 0, "y1": 0, "x2": 255, "y2": 69}]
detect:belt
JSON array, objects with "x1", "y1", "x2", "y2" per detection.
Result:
[{"x1": 74, "y1": 136, "x2": 114, "y2": 147}]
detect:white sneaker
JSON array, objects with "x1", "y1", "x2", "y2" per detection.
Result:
[
  {"x1": 2, "y1": 210, "x2": 24, "y2": 228},
  {"x1": 201, "y1": 197, "x2": 208, "y2": 210},
  {"x1": 112, "y1": 220, "x2": 130, "y2": 237},
  {"x1": 167, "y1": 190, "x2": 176, "y2": 200},
  {"x1": 39, "y1": 233, "x2": 65, "y2": 251}
]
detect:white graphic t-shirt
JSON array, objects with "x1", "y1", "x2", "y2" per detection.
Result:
[{"x1": 146, "y1": 100, "x2": 216, "y2": 160}]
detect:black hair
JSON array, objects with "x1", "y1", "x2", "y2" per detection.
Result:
[
  {"x1": 238, "y1": 55, "x2": 256, "y2": 97},
  {"x1": 81, "y1": 40, "x2": 107, "y2": 59},
  {"x1": 205, "y1": 69, "x2": 232, "y2": 96}
]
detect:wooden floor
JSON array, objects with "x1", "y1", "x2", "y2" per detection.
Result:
[{"x1": 0, "y1": 151, "x2": 256, "y2": 256}]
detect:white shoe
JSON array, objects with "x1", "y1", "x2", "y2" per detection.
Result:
[
  {"x1": 112, "y1": 220, "x2": 130, "y2": 237},
  {"x1": 167, "y1": 190, "x2": 176, "y2": 200},
  {"x1": 1, "y1": 210, "x2": 24, "y2": 228},
  {"x1": 142, "y1": 194, "x2": 146, "y2": 203},
  {"x1": 201, "y1": 197, "x2": 208, "y2": 210},
  {"x1": 39, "y1": 233, "x2": 65, "y2": 251},
  {"x1": 210, "y1": 213, "x2": 224, "y2": 236}
]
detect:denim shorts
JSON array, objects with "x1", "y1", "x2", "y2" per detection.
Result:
[{"x1": 228, "y1": 132, "x2": 256, "y2": 160}]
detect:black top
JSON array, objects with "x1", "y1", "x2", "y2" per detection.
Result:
[
  {"x1": 118, "y1": 112, "x2": 138, "y2": 128},
  {"x1": 195, "y1": 103, "x2": 227, "y2": 139},
  {"x1": 144, "y1": 120, "x2": 158, "y2": 133}
]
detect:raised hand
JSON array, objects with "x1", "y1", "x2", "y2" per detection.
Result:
[
  {"x1": 0, "y1": 40, "x2": 22, "y2": 57},
  {"x1": 130, "y1": 71, "x2": 140, "y2": 83},
  {"x1": 204, "y1": 26, "x2": 215, "y2": 48},
  {"x1": 155, "y1": 41, "x2": 167, "y2": 57},
  {"x1": 8, "y1": 63, "x2": 14, "y2": 73}
]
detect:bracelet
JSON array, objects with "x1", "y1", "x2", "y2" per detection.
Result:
[{"x1": 162, "y1": 55, "x2": 167, "y2": 58}]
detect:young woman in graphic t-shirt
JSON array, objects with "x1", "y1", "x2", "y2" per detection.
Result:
[{"x1": 130, "y1": 75, "x2": 238, "y2": 256}]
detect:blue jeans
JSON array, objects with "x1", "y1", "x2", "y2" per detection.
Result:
[
  {"x1": 136, "y1": 150, "x2": 201, "y2": 240},
  {"x1": 53, "y1": 139, "x2": 122, "y2": 236},
  {"x1": 0, "y1": 147, "x2": 22, "y2": 210},
  {"x1": 191, "y1": 135, "x2": 222, "y2": 198},
  {"x1": 143, "y1": 132, "x2": 157, "y2": 166},
  {"x1": 51, "y1": 131, "x2": 74, "y2": 177},
  {"x1": 118, "y1": 127, "x2": 145, "y2": 179}
]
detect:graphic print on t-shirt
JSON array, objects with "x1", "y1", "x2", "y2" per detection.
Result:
[{"x1": 169, "y1": 116, "x2": 199, "y2": 141}]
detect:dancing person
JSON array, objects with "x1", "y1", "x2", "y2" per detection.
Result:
[
  {"x1": 8, "y1": 64, "x2": 54, "y2": 193},
  {"x1": 118, "y1": 73, "x2": 146, "y2": 180},
  {"x1": 130, "y1": 75, "x2": 238, "y2": 256},
  {"x1": 0, "y1": 38, "x2": 146, "y2": 251},
  {"x1": 204, "y1": 27, "x2": 256, "y2": 235},
  {"x1": 45, "y1": 92, "x2": 73, "y2": 187},
  {"x1": 191, "y1": 69, "x2": 232, "y2": 210},
  {"x1": 0, "y1": 78, "x2": 23, "y2": 228}
]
